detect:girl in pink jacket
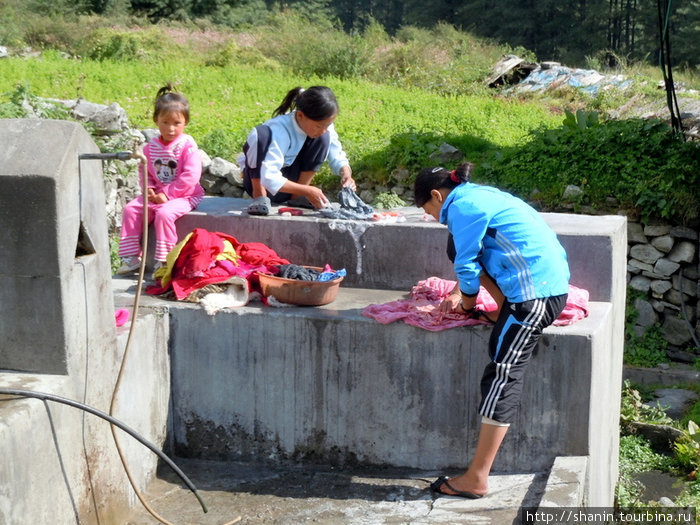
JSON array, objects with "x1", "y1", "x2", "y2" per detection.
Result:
[{"x1": 117, "y1": 84, "x2": 204, "y2": 276}]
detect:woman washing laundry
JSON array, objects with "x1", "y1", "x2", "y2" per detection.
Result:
[
  {"x1": 413, "y1": 162, "x2": 570, "y2": 499},
  {"x1": 239, "y1": 85, "x2": 356, "y2": 215}
]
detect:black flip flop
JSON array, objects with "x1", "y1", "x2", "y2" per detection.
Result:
[{"x1": 430, "y1": 476, "x2": 484, "y2": 499}]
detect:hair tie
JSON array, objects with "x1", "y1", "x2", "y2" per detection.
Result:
[{"x1": 450, "y1": 170, "x2": 460, "y2": 183}]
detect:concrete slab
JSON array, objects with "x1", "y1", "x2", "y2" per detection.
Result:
[
  {"x1": 122, "y1": 458, "x2": 549, "y2": 525},
  {"x1": 113, "y1": 275, "x2": 615, "y2": 505}
]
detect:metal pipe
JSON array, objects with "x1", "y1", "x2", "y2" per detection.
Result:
[{"x1": 78, "y1": 152, "x2": 134, "y2": 161}]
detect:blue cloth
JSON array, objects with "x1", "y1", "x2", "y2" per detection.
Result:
[
  {"x1": 318, "y1": 268, "x2": 346, "y2": 282},
  {"x1": 440, "y1": 183, "x2": 570, "y2": 303}
]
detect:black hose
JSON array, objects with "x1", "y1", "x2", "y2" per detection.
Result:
[
  {"x1": 656, "y1": 0, "x2": 685, "y2": 136},
  {"x1": 0, "y1": 388, "x2": 208, "y2": 514},
  {"x1": 679, "y1": 266, "x2": 700, "y2": 350}
]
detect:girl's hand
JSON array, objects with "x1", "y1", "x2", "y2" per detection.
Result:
[
  {"x1": 438, "y1": 293, "x2": 462, "y2": 314},
  {"x1": 339, "y1": 167, "x2": 356, "y2": 191},
  {"x1": 150, "y1": 192, "x2": 168, "y2": 204},
  {"x1": 306, "y1": 186, "x2": 330, "y2": 209}
]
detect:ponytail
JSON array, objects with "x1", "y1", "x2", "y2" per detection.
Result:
[
  {"x1": 153, "y1": 83, "x2": 190, "y2": 123},
  {"x1": 414, "y1": 162, "x2": 474, "y2": 207},
  {"x1": 272, "y1": 87, "x2": 304, "y2": 117},
  {"x1": 272, "y1": 85, "x2": 339, "y2": 121}
]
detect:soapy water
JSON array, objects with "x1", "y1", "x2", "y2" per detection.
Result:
[{"x1": 326, "y1": 220, "x2": 371, "y2": 276}]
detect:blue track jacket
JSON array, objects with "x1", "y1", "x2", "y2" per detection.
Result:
[{"x1": 441, "y1": 183, "x2": 570, "y2": 303}]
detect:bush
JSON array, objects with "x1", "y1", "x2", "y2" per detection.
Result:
[
  {"x1": 78, "y1": 27, "x2": 163, "y2": 61},
  {"x1": 478, "y1": 111, "x2": 700, "y2": 223}
]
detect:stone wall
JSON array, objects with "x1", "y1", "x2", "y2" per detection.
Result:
[{"x1": 626, "y1": 221, "x2": 699, "y2": 362}]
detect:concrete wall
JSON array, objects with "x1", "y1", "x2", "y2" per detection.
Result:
[
  {"x1": 168, "y1": 206, "x2": 627, "y2": 507},
  {"x1": 0, "y1": 120, "x2": 171, "y2": 525},
  {"x1": 177, "y1": 198, "x2": 625, "y2": 303},
  {"x1": 0, "y1": 119, "x2": 115, "y2": 374},
  {"x1": 168, "y1": 300, "x2": 611, "y2": 471}
]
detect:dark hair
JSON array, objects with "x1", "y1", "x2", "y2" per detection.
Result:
[
  {"x1": 153, "y1": 83, "x2": 190, "y2": 123},
  {"x1": 413, "y1": 162, "x2": 474, "y2": 207},
  {"x1": 272, "y1": 85, "x2": 339, "y2": 120}
]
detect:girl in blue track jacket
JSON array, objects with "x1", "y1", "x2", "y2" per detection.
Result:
[{"x1": 414, "y1": 162, "x2": 570, "y2": 500}]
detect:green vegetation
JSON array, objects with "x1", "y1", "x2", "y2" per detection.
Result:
[
  {"x1": 477, "y1": 110, "x2": 700, "y2": 224},
  {"x1": 617, "y1": 434, "x2": 677, "y2": 507},
  {"x1": 1, "y1": 9, "x2": 697, "y2": 223},
  {"x1": 624, "y1": 288, "x2": 670, "y2": 367},
  {"x1": 619, "y1": 380, "x2": 699, "y2": 509}
]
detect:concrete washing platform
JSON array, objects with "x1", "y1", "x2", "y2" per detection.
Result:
[
  {"x1": 0, "y1": 121, "x2": 625, "y2": 524},
  {"x1": 119, "y1": 197, "x2": 623, "y2": 522},
  {"x1": 123, "y1": 456, "x2": 587, "y2": 524}
]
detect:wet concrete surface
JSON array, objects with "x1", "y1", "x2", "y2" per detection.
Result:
[{"x1": 123, "y1": 458, "x2": 548, "y2": 524}]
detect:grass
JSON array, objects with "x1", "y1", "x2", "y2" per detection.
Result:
[{"x1": 0, "y1": 52, "x2": 563, "y2": 188}]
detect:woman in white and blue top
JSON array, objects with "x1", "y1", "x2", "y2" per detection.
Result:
[
  {"x1": 240, "y1": 85, "x2": 356, "y2": 215},
  {"x1": 414, "y1": 162, "x2": 570, "y2": 500}
]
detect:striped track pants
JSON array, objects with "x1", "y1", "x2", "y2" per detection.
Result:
[{"x1": 479, "y1": 294, "x2": 568, "y2": 423}]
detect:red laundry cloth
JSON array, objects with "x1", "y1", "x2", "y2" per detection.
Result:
[
  {"x1": 362, "y1": 277, "x2": 588, "y2": 332},
  {"x1": 236, "y1": 242, "x2": 290, "y2": 266},
  {"x1": 177, "y1": 228, "x2": 231, "y2": 277},
  {"x1": 146, "y1": 229, "x2": 289, "y2": 300}
]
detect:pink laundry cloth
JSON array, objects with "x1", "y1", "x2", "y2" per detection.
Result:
[
  {"x1": 362, "y1": 277, "x2": 588, "y2": 332},
  {"x1": 115, "y1": 308, "x2": 130, "y2": 327}
]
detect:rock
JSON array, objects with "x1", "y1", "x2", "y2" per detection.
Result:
[
  {"x1": 650, "y1": 280, "x2": 673, "y2": 296},
  {"x1": 207, "y1": 156, "x2": 231, "y2": 176},
  {"x1": 635, "y1": 298, "x2": 658, "y2": 327},
  {"x1": 359, "y1": 189, "x2": 375, "y2": 204},
  {"x1": 141, "y1": 128, "x2": 160, "y2": 143},
  {"x1": 200, "y1": 149, "x2": 212, "y2": 171},
  {"x1": 668, "y1": 241, "x2": 696, "y2": 264},
  {"x1": 658, "y1": 496, "x2": 675, "y2": 507},
  {"x1": 629, "y1": 275, "x2": 652, "y2": 293},
  {"x1": 645, "y1": 388, "x2": 698, "y2": 420},
  {"x1": 627, "y1": 422, "x2": 684, "y2": 454},
  {"x1": 428, "y1": 142, "x2": 464, "y2": 163},
  {"x1": 627, "y1": 222, "x2": 648, "y2": 243},
  {"x1": 665, "y1": 347, "x2": 698, "y2": 364},
  {"x1": 670, "y1": 226, "x2": 698, "y2": 241},
  {"x1": 654, "y1": 258, "x2": 680, "y2": 277},
  {"x1": 650, "y1": 235, "x2": 674, "y2": 253},
  {"x1": 628, "y1": 259, "x2": 654, "y2": 273},
  {"x1": 630, "y1": 244, "x2": 664, "y2": 264},
  {"x1": 673, "y1": 273, "x2": 696, "y2": 296},
  {"x1": 562, "y1": 185, "x2": 583, "y2": 200},
  {"x1": 390, "y1": 168, "x2": 410, "y2": 183},
  {"x1": 664, "y1": 289, "x2": 687, "y2": 307},
  {"x1": 0, "y1": 46, "x2": 8, "y2": 59},
  {"x1": 68, "y1": 99, "x2": 129, "y2": 134},
  {"x1": 644, "y1": 224, "x2": 672, "y2": 236},
  {"x1": 662, "y1": 316, "x2": 693, "y2": 346}
]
